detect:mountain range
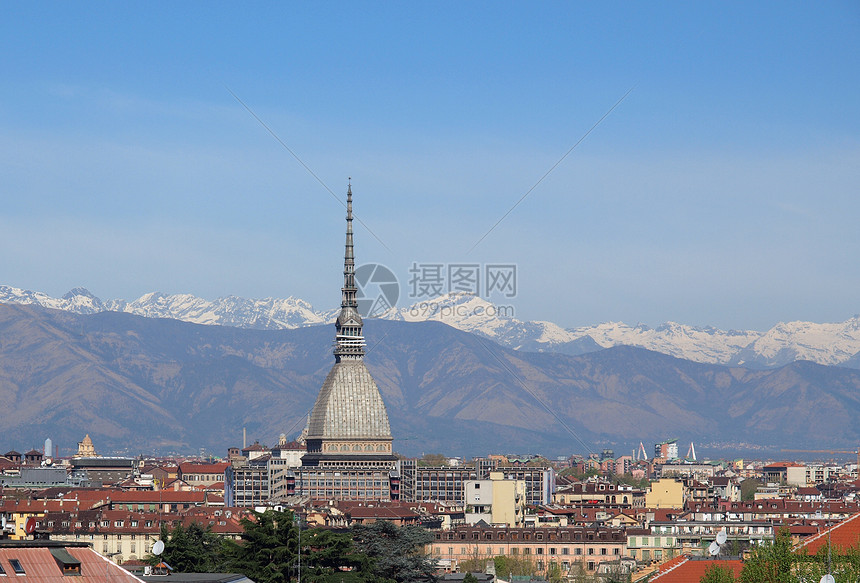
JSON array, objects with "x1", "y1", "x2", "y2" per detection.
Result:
[
  {"x1": 2, "y1": 285, "x2": 859, "y2": 369},
  {"x1": 2, "y1": 301, "x2": 860, "y2": 459}
]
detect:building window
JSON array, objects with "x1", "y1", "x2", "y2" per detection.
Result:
[{"x1": 9, "y1": 560, "x2": 24, "y2": 575}]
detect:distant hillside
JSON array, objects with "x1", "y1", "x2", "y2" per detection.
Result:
[
  {"x1": 3, "y1": 285, "x2": 860, "y2": 369},
  {"x1": 2, "y1": 303, "x2": 860, "y2": 458}
]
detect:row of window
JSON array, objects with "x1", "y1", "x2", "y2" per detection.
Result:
[
  {"x1": 628, "y1": 537, "x2": 676, "y2": 547},
  {"x1": 437, "y1": 546, "x2": 621, "y2": 557},
  {"x1": 304, "y1": 480, "x2": 386, "y2": 487},
  {"x1": 301, "y1": 489, "x2": 390, "y2": 498},
  {"x1": 183, "y1": 474, "x2": 223, "y2": 481},
  {"x1": 301, "y1": 471, "x2": 389, "y2": 477},
  {"x1": 439, "y1": 531, "x2": 613, "y2": 542},
  {"x1": 39, "y1": 519, "x2": 155, "y2": 529}
]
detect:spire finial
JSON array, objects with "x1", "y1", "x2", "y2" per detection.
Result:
[{"x1": 334, "y1": 181, "x2": 365, "y2": 361}]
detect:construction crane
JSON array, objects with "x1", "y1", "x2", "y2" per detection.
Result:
[{"x1": 780, "y1": 446, "x2": 860, "y2": 475}]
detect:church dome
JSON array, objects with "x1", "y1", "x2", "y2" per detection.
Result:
[{"x1": 307, "y1": 360, "x2": 392, "y2": 440}]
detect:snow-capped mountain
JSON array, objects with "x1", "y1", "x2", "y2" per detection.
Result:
[
  {"x1": 103, "y1": 292, "x2": 328, "y2": 330},
  {"x1": 2, "y1": 284, "x2": 859, "y2": 368},
  {"x1": 730, "y1": 317, "x2": 860, "y2": 368},
  {"x1": 1, "y1": 285, "x2": 326, "y2": 331}
]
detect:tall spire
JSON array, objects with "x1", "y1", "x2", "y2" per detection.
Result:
[{"x1": 334, "y1": 180, "x2": 365, "y2": 361}]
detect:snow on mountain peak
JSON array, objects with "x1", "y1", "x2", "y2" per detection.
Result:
[{"x1": 1, "y1": 283, "x2": 858, "y2": 369}]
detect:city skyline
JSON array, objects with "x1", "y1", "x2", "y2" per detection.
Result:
[{"x1": 2, "y1": 3, "x2": 858, "y2": 332}]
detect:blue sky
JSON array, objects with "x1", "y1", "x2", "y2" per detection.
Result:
[{"x1": 1, "y1": 2, "x2": 858, "y2": 331}]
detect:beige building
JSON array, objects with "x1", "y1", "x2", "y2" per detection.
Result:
[
  {"x1": 178, "y1": 462, "x2": 229, "y2": 487},
  {"x1": 645, "y1": 478, "x2": 685, "y2": 509},
  {"x1": 430, "y1": 525, "x2": 627, "y2": 575},
  {"x1": 75, "y1": 434, "x2": 97, "y2": 457},
  {"x1": 34, "y1": 508, "x2": 246, "y2": 564},
  {"x1": 464, "y1": 471, "x2": 526, "y2": 527}
]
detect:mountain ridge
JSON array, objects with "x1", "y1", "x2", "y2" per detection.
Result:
[
  {"x1": 2, "y1": 302, "x2": 860, "y2": 458},
  {"x1": 2, "y1": 284, "x2": 859, "y2": 369}
]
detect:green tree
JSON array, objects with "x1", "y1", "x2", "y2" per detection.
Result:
[
  {"x1": 739, "y1": 528, "x2": 797, "y2": 583},
  {"x1": 301, "y1": 528, "x2": 376, "y2": 583},
  {"x1": 740, "y1": 479, "x2": 761, "y2": 502},
  {"x1": 418, "y1": 454, "x2": 448, "y2": 467},
  {"x1": 602, "y1": 564, "x2": 632, "y2": 583},
  {"x1": 545, "y1": 561, "x2": 564, "y2": 583},
  {"x1": 700, "y1": 564, "x2": 736, "y2": 583},
  {"x1": 351, "y1": 521, "x2": 436, "y2": 583},
  {"x1": 145, "y1": 521, "x2": 223, "y2": 572},
  {"x1": 462, "y1": 574, "x2": 479, "y2": 583},
  {"x1": 491, "y1": 555, "x2": 538, "y2": 579},
  {"x1": 222, "y1": 509, "x2": 299, "y2": 583},
  {"x1": 794, "y1": 541, "x2": 860, "y2": 583}
]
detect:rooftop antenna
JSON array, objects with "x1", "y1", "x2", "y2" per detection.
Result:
[{"x1": 819, "y1": 516, "x2": 833, "y2": 583}]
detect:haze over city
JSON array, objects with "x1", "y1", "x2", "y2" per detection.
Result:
[{"x1": 2, "y1": 3, "x2": 858, "y2": 332}]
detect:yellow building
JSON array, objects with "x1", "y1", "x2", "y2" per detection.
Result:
[
  {"x1": 464, "y1": 471, "x2": 526, "y2": 527},
  {"x1": 644, "y1": 478, "x2": 685, "y2": 509}
]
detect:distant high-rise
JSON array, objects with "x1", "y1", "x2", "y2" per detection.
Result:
[{"x1": 295, "y1": 182, "x2": 399, "y2": 501}]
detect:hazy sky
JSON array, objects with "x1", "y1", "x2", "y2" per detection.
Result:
[{"x1": 2, "y1": 2, "x2": 858, "y2": 331}]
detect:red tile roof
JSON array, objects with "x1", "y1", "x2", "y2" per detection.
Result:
[
  {"x1": 798, "y1": 511, "x2": 860, "y2": 554},
  {"x1": 0, "y1": 543, "x2": 144, "y2": 583},
  {"x1": 178, "y1": 462, "x2": 229, "y2": 474},
  {"x1": 649, "y1": 556, "x2": 743, "y2": 582}
]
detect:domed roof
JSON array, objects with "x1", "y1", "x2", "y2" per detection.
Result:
[{"x1": 307, "y1": 360, "x2": 392, "y2": 440}]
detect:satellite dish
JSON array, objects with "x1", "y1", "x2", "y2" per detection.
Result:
[
  {"x1": 716, "y1": 530, "x2": 728, "y2": 545},
  {"x1": 24, "y1": 517, "x2": 36, "y2": 534},
  {"x1": 708, "y1": 541, "x2": 720, "y2": 556},
  {"x1": 152, "y1": 540, "x2": 165, "y2": 556},
  {"x1": 820, "y1": 575, "x2": 835, "y2": 583}
]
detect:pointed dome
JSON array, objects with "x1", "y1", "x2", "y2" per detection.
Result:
[{"x1": 307, "y1": 361, "x2": 391, "y2": 440}]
